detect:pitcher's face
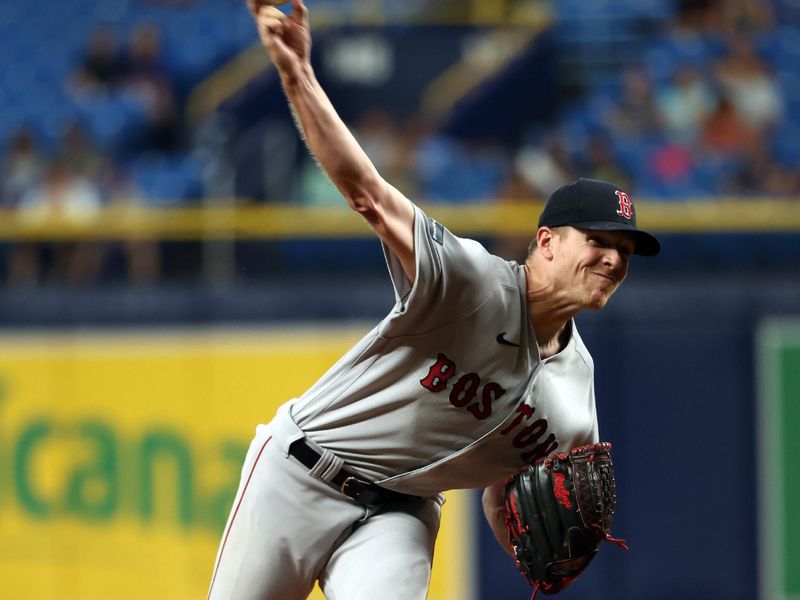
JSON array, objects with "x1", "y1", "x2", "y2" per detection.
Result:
[{"x1": 551, "y1": 227, "x2": 634, "y2": 309}]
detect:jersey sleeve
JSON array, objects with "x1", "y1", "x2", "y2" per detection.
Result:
[{"x1": 382, "y1": 204, "x2": 498, "y2": 335}]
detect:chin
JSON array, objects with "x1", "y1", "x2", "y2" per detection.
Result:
[
  {"x1": 588, "y1": 296, "x2": 609, "y2": 310},
  {"x1": 587, "y1": 288, "x2": 614, "y2": 309}
]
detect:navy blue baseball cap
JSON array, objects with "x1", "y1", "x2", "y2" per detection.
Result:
[{"x1": 538, "y1": 178, "x2": 661, "y2": 256}]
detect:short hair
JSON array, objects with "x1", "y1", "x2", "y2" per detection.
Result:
[
  {"x1": 526, "y1": 237, "x2": 537, "y2": 258},
  {"x1": 526, "y1": 226, "x2": 569, "y2": 259}
]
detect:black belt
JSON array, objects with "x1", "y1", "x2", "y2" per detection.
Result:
[{"x1": 288, "y1": 438, "x2": 419, "y2": 507}]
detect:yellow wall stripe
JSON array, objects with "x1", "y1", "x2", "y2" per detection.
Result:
[{"x1": 1, "y1": 199, "x2": 799, "y2": 242}]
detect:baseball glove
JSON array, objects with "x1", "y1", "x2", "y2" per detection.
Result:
[{"x1": 503, "y1": 442, "x2": 628, "y2": 597}]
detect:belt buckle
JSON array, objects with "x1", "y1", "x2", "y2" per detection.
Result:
[{"x1": 340, "y1": 476, "x2": 370, "y2": 501}]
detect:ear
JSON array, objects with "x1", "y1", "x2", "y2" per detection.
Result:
[{"x1": 536, "y1": 227, "x2": 557, "y2": 260}]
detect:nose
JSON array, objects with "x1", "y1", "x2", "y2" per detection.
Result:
[{"x1": 603, "y1": 248, "x2": 627, "y2": 273}]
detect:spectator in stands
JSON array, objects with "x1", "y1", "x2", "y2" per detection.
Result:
[
  {"x1": 674, "y1": 0, "x2": 725, "y2": 32},
  {"x1": 646, "y1": 140, "x2": 696, "y2": 194},
  {"x1": 355, "y1": 113, "x2": 432, "y2": 202},
  {"x1": 8, "y1": 157, "x2": 105, "y2": 286},
  {"x1": 728, "y1": 144, "x2": 800, "y2": 196},
  {"x1": 497, "y1": 170, "x2": 536, "y2": 202},
  {"x1": 103, "y1": 167, "x2": 162, "y2": 284},
  {"x1": 701, "y1": 96, "x2": 761, "y2": 156},
  {"x1": 60, "y1": 120, "x2": 109, "y2": 181},
  {"x1": 585, "y1": 135, "x2": 631, "y2": 189},
  {"x1": 608, "y1": 66, "x2": 663, "y2": 140},
  {"x1": 0, "y1": 127, "x2": 45, "y2": 208},
  {"x1": 713, "y1": 33, "x2": 784, "y2": 131},
  {"x1": 296, "y1": 156, "x2": 344, "y2": 206},
  {"x1": 511, "y1": 133, "x2": 575, "y2": 198},
  {"x1": 674, "y1": 0, "x2": 773, "y2": 33},
  {"x1": 121, "y1": 24, "x2": 170, "y2": 88},
  {"x1": 655, "y1": 66, "x2": 717, "y2": 144},
  {"x1": 721, "y1": 0, "x2": 775, "y2": 33},
  {"x1": 70, "y1": 25, "x2": 125, "y2": 95},
  {"x1": 353, "y1": 106, "x2": 424, "y2": 194},
  {"x1": 353, "y1": 107, "x2": 406, "y2": 187},
  {"x1": 120, "y1": 24, "x2": 184, "y2": 153},
  {"x1": 390, "y1": 114, "x2": 429, "y2": 200}
]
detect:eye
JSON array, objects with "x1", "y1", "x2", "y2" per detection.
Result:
[
  {"x1": 587, "y1": 236, "x2": 605, "y2": 247},
  {"x1": 619, "y1": 241, "x2": 635, "y2": 258}
]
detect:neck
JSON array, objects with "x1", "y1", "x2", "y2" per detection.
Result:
[{"x1": 523, "y1": 263, "x2": 579, "y2": 355}]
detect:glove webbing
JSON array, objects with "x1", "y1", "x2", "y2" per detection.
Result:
[{"x1": 503, "y1": 443, "x2": 629, "y2": 597}]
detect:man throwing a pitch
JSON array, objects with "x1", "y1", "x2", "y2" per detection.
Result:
[{"x1": 207, "y1": 1, "x2": 661, "y2": 598}]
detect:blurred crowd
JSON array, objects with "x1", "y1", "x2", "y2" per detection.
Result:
[
  {"x1": 0, "y1": 0, "x2": 798, "y2": 287},
  {"x1": 70, "y1": 23, "x2": 184, "y2": 154},
  {"x1": 0, "y1": 24, "x2": 177, "y2": 287},
  {"x1": 0, "y1": 122, "x2": 161, "y2": 286},
  {"x1": 303, "y1": 0, "x2": 800, "y2": 208},
  {"x1": 548, "y1": 0, "x2": 800, "y2": 199}
]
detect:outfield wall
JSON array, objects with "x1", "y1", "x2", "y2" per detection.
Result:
[
  {"x1": 0, "y1": 329, "x2": 471, "y2": 600},
  {"x1": 0, "y1": 273, "x2": 798, "y2": 600}
]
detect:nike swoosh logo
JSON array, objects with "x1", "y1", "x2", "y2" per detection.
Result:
[{"x1": 496, "y1": 332, "x2": 519, "y2": 347}]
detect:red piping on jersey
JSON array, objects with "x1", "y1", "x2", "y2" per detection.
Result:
[{"x1": 207, "y1": 435, "x2": 272, "y2": 599}]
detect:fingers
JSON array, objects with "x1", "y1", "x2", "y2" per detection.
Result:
[
  {"x1": 255, "y1": 6, "x2": 286, "y2": 35},
  {"x1": 259, "y1": 16, "x2": 285, "y2": 37},
  {"x1": 247, "y1": 0, "x2": 290, "y2": 16},
  {"x1": 249, "y1": 0, "x2": 307, "y2": 30},
  {"x1": 250, "y1": 0, "x2": 290, "y2": 7},
  {"x1": 291, "y1": 0, "x2": 308, "y2": 23},
  {"x1": 248, "y1": 0, "x2": 308, "y2": 67}
]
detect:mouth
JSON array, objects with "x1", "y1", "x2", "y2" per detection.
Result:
[{"x1": 592, "y1": 272, "x2": 617, "y2": 284}]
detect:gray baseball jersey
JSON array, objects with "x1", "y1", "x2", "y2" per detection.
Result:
[
  {"x1": 290, "y1": 204, "x2": 598, "y2": 497},
  {"x1": 209, "y1": 204, "x2": 600, "y2": 600}
]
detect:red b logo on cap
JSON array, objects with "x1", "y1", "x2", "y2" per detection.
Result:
[{"x1": 615, "y1": 190, "x2": 633, "y2": 220}]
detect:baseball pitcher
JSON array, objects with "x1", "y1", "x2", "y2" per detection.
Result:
[{"x1": 207, "y1": 2, "x2": 661, "y2": 598}]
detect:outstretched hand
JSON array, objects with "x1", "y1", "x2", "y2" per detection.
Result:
[{"x1": 248, "y1": 0, "x2": 310, "y2": 75}]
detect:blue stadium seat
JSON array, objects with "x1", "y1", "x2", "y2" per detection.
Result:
[
  {"x1": 759, "y1": 25, "x2": 800, "y2": 67},
  {"x1": 415, "y1": 136, "x2": 506, "y2": 203},
  {"x1": 610, "y1": 137, "x2": 650, "y2": 183},
  {"x1": 771, "y1": 121, "x2": 800, "y2": 168},
  {"x1": 130, "y1": 154, "x2": 206, "y2": 206},
  {"x1": 645, "y1": 35, "x2": 723, "y2": 87},
  {"x1": 774, "y1": 0, "x2": 800, "y2": 23},
  {"x1": 72, "y1": 93, "x2": 149, "y2": 153}
]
